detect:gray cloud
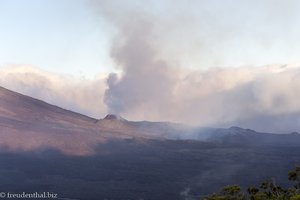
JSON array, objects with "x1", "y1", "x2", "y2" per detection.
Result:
[{"x1": 91, "y1": 0, "x2": 300, "y2": 68}]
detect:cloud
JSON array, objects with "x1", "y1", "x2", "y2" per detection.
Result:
[{"x1": 0, "y1": 65, "x2": 107, "y2": 118}]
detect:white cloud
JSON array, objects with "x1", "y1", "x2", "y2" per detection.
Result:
[
  {"x1": 104, "y1": 60, "x2": 300, "y2": 133},
  {"x1": 2, "y1": 64, "x2": 300, "y2": 133},
  {"x1": 0, "y1": 64, "x2": 107, "y2": 118}
]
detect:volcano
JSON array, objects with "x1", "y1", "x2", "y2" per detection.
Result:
[{"x1": 0, "y1": 86, "x2": 300, "y2": 200}]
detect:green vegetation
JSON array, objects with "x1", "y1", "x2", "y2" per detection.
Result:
[{"x1": 203, "y1": 166, "x2": 300, "y2": 200}]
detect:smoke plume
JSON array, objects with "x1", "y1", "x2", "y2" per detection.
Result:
[{"x1": 93, "y1": 1, "x2": 300, "y2": 133}]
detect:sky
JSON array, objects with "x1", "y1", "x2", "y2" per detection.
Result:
[
  {"x1": 0, "y1": 0, "x2": 114, "y2": 77},
  {"x1": 1, "y1": 0, "x2": 300, "y2": 133},
  {"x1": 1, "y1": 0, "x2": 300, "y2": 75}
]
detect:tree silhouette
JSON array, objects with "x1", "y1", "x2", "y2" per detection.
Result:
[{"x1": 203, "y1": 166, "x2": 300, "y2": 200}]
